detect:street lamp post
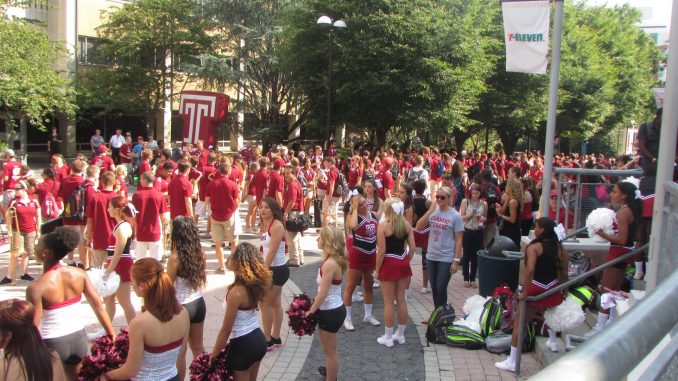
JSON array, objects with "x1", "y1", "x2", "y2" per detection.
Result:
[{"x1": 317, "y1": 15, "x2": 346, "y2": 146}]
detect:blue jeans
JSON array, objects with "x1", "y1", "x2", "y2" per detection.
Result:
[{"x1": 427, "y1": 259, "x2": 452, "y2": 308}]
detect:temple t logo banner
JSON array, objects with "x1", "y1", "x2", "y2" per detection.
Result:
[{"x1": 179, "y1": 91, "x2": 229, "y2": 148}]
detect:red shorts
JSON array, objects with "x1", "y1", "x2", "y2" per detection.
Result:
[
  {"x1": 379, "y1": 255, "x2": 412, "y2": 282},
  {"x1": 641, "y1": 195, "x2": 654, "y2": 218},
  {"x1": 607, "y1": 245, "x2": 636, "y2": 266},
  {"x1": 413, "y1": 228, "x2": 429, "y2": 249},
  {"x1": 107, "y1": 257, "x2": 133, "y2": 283},
  {"x1": 527, "y1": 280, "x2": 564, "y2": 308}
]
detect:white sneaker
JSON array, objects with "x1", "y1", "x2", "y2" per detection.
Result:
[
  {"x1": 584, "y1": 329, "x2": 600, "y2": 338},
  {"x1": 373, "y1": 281, "x2": 380, "y2": 288},
  {"x1": 363, "y1": 315, "x2": 381, "y2": 326},
  {"x1": 634, "y1": 272, "x2": 644, "y2": 280},
  {"x1": 377, "y1": 335, "x2": 394, "y2": 348},
  {"x1": 343, "y1": 319, "x2": 355, "y2": 331},
  {"x1": 392, "y1": 332, "x2": 406, "y2": 345},
  {"x1": 495, "y1": 358, "x2": 516, "y2": 372},
  {"x1": 352, "y1": 294, "x2": 364, "y2": 303},
  {"x1": 420, "y1": 287, "x2": 431, "y2": 294},
  {"x1": 546, "y1": 339, "x2": 559, "y2": 353},
  {"x1": 87, "y1": 328, "x2": 107, "y2": 341}
]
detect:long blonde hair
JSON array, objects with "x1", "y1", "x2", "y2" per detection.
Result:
[
  {"x1": 319, "y1": 227, "x2": 348, "y2": 271},
  {"x1": 384, "y1": 197, "x2": 408, "y2": 239},
  {"x1": 506, "y1": 178, "x2": 523, "y2": 206}
]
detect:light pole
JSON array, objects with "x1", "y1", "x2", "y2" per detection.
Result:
[{"x1": 317, "y1": 15, "x2": 346, "y2": 146}]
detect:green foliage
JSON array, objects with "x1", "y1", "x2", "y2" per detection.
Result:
[{"x1": 0, "y1": 16, "x2": 76, "y2": 130}]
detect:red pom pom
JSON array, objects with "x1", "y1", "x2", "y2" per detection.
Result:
[{"x1": 287, "y1": 293, "x2": 318, "y2": 336}]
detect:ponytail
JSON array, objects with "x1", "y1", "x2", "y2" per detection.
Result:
[
  {"x1": 131, "y1": 258, "x2": 181, "y2": 322},
  {"x1": 111, "y1": 196, "x2": 137, "y2": 240}
]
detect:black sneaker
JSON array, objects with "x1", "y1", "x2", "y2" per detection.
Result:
[
  {"x1": 318, "y1": 366, "x2": 327, "y2": 377},
  {"x1": 266, "y1": 339, "x2": 276, "y2": 352},
  {"x1": 272, "y1": 337, "x2": 282, "y2": 347},
  {"x1": 20, "y1": 273, "x2": 34, "y2": 281},
  {"x1": 0, "y1": 277, "x2": 12, "y2": 285}
]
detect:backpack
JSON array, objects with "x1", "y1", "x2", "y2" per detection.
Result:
[
  {"x1": 297, "y1": 169, "x2": 309, "y2": 195},
  {"x1": 479, "y1": 298, "x2": 503, "y2": 337},
  {"x1": 491, "y1": 284, "x2": 515, "y2": 329},
  {"x1": 333, "y1": 169, "x2": 349, "y2": 196},
  {"x1": 568, "y1": 285, "x2": 598, "y2": 311},
  {"x1": 425, "y1": 304, "x2": 456, "y2": 345},
  {"x1": 481, "y1": 184, "x2": 499, "y2": 218},
  {"x1": 63, "y1": 182, "x2": 92, "y2": 221},
  {"x1": 484, "y1": 330, "x2": 512, "y2": 354},
  {"x1": 405, "y1": 168, "x2": 424, "y2": 187},
  {"x1": 443, "y1": 325, "x2": 485, "y2": 350},
  {"x1": 452, "y1": 177, "x2": 464, "y2": 207},
  {"x1": 502, "y1": 322, "x2": 536, "y2": 352},
  {"x1": 435, "y1": 159, "x2": 445, "y2": 177},
  {"x1": 41, "y1": 192, "x2": 61, "y2": 220},
  {"x1": 390, "y1": 160, "x2": 400, "y2": 180}
]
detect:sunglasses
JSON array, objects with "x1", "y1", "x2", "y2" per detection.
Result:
[{"x1": 435, "y1": 195, "x2": 447, "y2": 200}]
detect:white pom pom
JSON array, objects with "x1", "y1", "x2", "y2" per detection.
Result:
[
  {"x1": 622, "y1": 176, "x2": 640, "y2": 190},
  {"x1": 544, "y1": 297, "x2": 586, "y2": 332},
  {"x1": 88, "y1": 268, "x2": 121, "y2": 298},
  {"x1": 586, "y1": 208, "x2": 616, "y2": 243},
  {"x1": 463, "y1": 295, "x2": 490, "y2": 315}
]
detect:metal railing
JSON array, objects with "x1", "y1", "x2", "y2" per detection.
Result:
[
  {"x1": 554, "y1": 168, "x2": 643, "y2": 231},
  {"x1": 507, "y1": 242, "x2": 650, "y2": 375}
]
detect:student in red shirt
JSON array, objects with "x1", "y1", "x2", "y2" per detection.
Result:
[
  {"x1": 229, "y1": 155, "x2": 245, "y2": 187},
  {"x1": 168, "y1": 160, "x2": 194, "y2": 219},
  {"x1": 90, "y1": 145, "x2": 115, "y2": 173},
  {"x1": 154, "y1": 161, "x2": 174, "y2": 202},
  {"x1": 347, "y1": 156, "x2": 363, "y2": 189},
  {"x1": 56, "y1": 160, "x2": 88, "y2": 264},
  {"x1": 243, "y1": 161, "x2": 260, "y2": 232},
  {"x1": 137, "y1": 149, "x2": 153, "y2": 178},
  {"x1": 114, "y1": 165, "x2": 129, "y2": 199},
  {"x1": 194, "y1": 139, "x2": 210, "y2": 169},
  {"x1": 301, "y1": 158, "x2": 316, "y2": 215},
  {"x1": 132, "y1": 172, "x2": 169, "y2": 260},
  {"x1": 1, "y1": 181, "x2": 40, "y2": 285},
  {"x1": 119, "y1": 136, "x2": 133, "y2": 169},
  {"x1": 195, "y1": 153, "x2": 217, "y2": 230},
  {"x1": 322, "y1": 157, "x2": 341, "y2": 228},
  {"x1": 85, "y1": 172, "x2": 118, "y2": 268},
  {"x1": 375, "y1": 162, "x2": 394, "y2": 200},
  {"x1": 50, "y1": 154, "x2": 71, "y2": 184},
  {"x1": 155, "y1": 149, "x2": 176, "y2": 177},
  {"x1": 267, "y1": 160, "x2": 284, "y2": 206},
  {"x1": 206, "y1": 163, "x2": 240, "y2": 274},
  {"x1": 283, "y1": 166, "x2": 304, "y2": 267},
  {"x1": 2, "y1": 149, "x2": 23, "y2": 213},
  {"x1": 252, "y1": 157, "x2": 270, "y2": 208},
  {"x1": 36, "y1": 167, "x2": 62, "y2": 220}
]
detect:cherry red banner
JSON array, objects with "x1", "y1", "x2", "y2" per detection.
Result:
[{"x1": 178, "y1": 91, "x2": 229, "y2": 148}]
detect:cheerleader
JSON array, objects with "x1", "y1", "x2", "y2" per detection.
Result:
[
  {"x1": 212, "y1": 242, "x2": 270, "y2": 381},
  {"x1": 103, "y1": 258, "x2": 190, "y2": 381},
  {"x1": 104, "y1": 196, "x2": 136, "y2": 325},
  {"x1": 166, "y1": 216, "x2": 207, "y2": 379},
  {"x1": 362, "y1": 179, "x2": 384, "y2": 220},
  {"x1": 375, "y1": 198, "x2": 416, "y2": 347},
  {"x1": 309, "y1": 227, "x2": 347, "y2": 380},
  {"x1": 259, "y1": 197, "x2": 289, "y2": 350},
  {"x1": 342, "y1": 193, "x2": 380, "y2": 331},
  {"x1": 1, "y1": 180, "x2": 40, "y2": 284},
  {"x1": 26, "y1": 226, "x2": 115, "y2": 379}
]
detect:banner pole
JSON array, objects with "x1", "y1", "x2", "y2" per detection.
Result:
[{"x1": 539, "y1": 0, "x2": 565, "y2": 214}]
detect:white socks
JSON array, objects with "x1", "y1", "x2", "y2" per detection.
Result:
[
  {"x1": 364, "y1": 304, "x2": 373, "y2": 318},
  {"x1": 396, "y1": 325, "x2": 406, "y2": 337},
  {"x1": 495, "y1": 346, "x2": 518, "y2": 371},
  {"x1": 594, "y1": 312, "x2": 609, "y2": 331},
  {"x1": 634, "y1": 261, "x2": 644, "y2": 277},
  {"x1": 345, "y1": 306, "x2": 352, "y2": 321},
  {"x1": 509, "y1": 346, "x2": 518, "y2": 363},
  {"x1": 384, "y1": 326, "x2": 393, "y2": 339},
  {"x1": 546, "y1": 329, "x2": 559, "y2": 352}
]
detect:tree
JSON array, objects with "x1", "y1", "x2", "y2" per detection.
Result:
[
  {"x1": 281, "y1": 0, "x2": 497, "y2": 147},
  {"x1": 77, "y1": 0, "x2": 213, "y2": 134},
  {"x1": 0, "y1": 11, "x2": 76, "y2": 130}
]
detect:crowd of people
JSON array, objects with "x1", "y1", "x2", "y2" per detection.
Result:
[{"x1": 0, "y1": 108, "x2": 670, "y2": 380}]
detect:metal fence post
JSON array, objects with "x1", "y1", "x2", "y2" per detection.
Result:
[
  {"x1": 515, "y1": 299, "x2": 527, "y2": 375},
  {"x1": 574, "y1": 174, "x2": 582, "y2": 229}
]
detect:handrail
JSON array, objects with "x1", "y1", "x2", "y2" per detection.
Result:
[
  {"x1": 564, "y1": 226, "x2": 587, "y2": 241},
  {"x1": 553, "y1": 167, "x2": 644, "y2": 177},
  {"x1": 529, "y1": 268, "x2": 678, "y2": 381},
  {"x1": 513, "y1": 243, "x2": 650, "y2": 375}
]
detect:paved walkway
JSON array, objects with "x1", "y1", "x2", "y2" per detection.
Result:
[{"x1": 0, "y1": 203, "x2": 542, "y2": 380}]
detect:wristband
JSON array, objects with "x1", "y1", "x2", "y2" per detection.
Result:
[{"x1": 453, "y1": 258, "x2": 461, "y2": 263}]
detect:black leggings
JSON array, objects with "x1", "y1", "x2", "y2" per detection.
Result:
[
  {"x1": 318, "y1": 305, "x2": 346, "y2": 333},
  {"x1": 226, "y1": 329, "x2": 267, "y2": 371},
  {"x1": 462, "y1": 229, "x2": 483, "y2": 282},
  {"x1": 184, "y1": 297, "x2": 206, "y2": 324},
  {"x1": 44, "y1": 329, "x2": 88, "y2": 364}
]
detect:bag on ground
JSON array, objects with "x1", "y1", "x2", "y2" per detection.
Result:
[
  {"x1": 479, "y1": 297, "x2": 503, "y2": 337},
  {"x1": 425, "y1": 304, "x2": 456, "y2": 345},
  {"x1": 443, "y1": 325, "x2": 485, "y2": 350}
]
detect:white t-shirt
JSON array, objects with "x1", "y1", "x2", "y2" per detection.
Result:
[{"x1": 426, "y1": 207, "x2": 465, "y2": 262}]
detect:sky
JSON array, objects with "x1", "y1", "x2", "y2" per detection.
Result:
[{"x1": 579, "y1": 0, "x2": 673, "y2": 30}]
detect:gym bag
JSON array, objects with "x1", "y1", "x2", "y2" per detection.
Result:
[
  {"x1": 425, "y1": 304, "x2": 456, "y2": 345},
  {"x1": 479, "y1": 297, "x2": 503, "y2": 337},
  {"x1": 443, "y1": 325, "x2": 485, "y2": 350}
]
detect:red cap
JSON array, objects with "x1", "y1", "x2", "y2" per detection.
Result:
[{"x1": 98, "y1": 145, "x2": 108, "y2": 153}]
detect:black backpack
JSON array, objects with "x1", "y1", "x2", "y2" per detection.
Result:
[
  {"x1": 425, "y1": 304, "x2": 456, "y2": 345},
  {"x1": 333, "y1": 168, "x2": 349, "y2": 196},
  {"x1": 63, "y1": 182, "x2": 92, "y2": 222},
  {"x1": 481, "y1": 184, "x2": 499, "y2": 218},
  {"x1": 443, "y1": 325, "x2": 485, "y2": 350},
  {"x1": 296, "y1": 169, "x2": 309, "y2": 195}
]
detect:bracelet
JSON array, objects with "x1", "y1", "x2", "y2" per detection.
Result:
[{"x1": 453, "y1": 258, "x2": 461, "y2": 263}]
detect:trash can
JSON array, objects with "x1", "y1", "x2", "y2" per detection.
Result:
[{"x1": 477, "y1": 249, "x2": 523, "y2": 297}]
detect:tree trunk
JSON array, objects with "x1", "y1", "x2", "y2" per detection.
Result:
[{"x1": 375, "y1": 127, "x2": 387, "y2": 148}]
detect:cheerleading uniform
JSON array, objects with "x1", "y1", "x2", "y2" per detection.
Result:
[
  {"x1": 526, "y1": 240, "x2": 564, "y2": 308},
  {"x1": 261, "y1": 221, "x2": 289, "y2": 286},
  {"x1": 106, "y1": 221, "x2": 134, "y2": 282},
  {"x1": 379, "y1": 233, "x2": 412, "y2": 281},
  {"x1": 607, "y1": 205, "x2": 636, "y2": 268},
  {"x1": 175, "y1": 277, "x2": 206, "y2": 324},
  {"x1": 413, "y1": 197, "x2": 430, "y2": 270},
  {"x1": 316, "y1": 259, "x2": 346, "y2": 333},
  {"x1": 40, "y1": 264, "x2": 88, "y2": 364},
  {"x1": 224, "y1": 291, "x2": 267, "y2": 371},
  {"x1": 348, "y1": 213, "x2": 378, "y2": 271},
  {"x1": 134, "y1": 338, "x2": 183, "y2": 381}
]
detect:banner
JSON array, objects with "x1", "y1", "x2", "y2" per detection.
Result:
[
  {"x1": 502, "y1": 1, "x2": 550, "y2": 74},
  {"x1": 178, "y1": 91, "x2": 229, "y2": 148}
]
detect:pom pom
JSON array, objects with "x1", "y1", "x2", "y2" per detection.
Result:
[
  {"x1": 463, "y1": 295, "x2": 490, "y2": 315},
  {"x1": 544, "y1": 297, "x2": 586, "y2": 332},
  {"x1": 622, "y1": 176, "x2": 640, "y2": 190},
  {"x1": 586, "y1": 208, "x2": 615, "y2": 243},
  {"x1": 189, "y1": 348, "x2": 235, "y2": 381},
  {"x1": 88, "y1": 268, "x2": 121, "y2": 297},
  {"x1": 78, "y1": 351, "x2": 123, "y2": 381},
  {"x1": 114, "y1": 328, "x2": 130, "y2": 361},
  {"x1": 90, "y1": 334, "x2": 115, "y2": 355},
  {"x1": 287, "y1": 293, "x2": 318, "y2": 336}
]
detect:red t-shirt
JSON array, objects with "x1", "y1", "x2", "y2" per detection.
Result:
[
  {"x1": 132, "y1": 186, "x2": 168, "y2": 242},
  {"x1": 206, "y1": 177, "x2": 239, "y2": 222},
  {"x1": 137, "y1": 160, "x2": 151, "y2": 177},
  {"x1": 229, "y1": 165, "x2": 244, "y2": 186},
  {"x1": 52, "y1": 164, "x2": 71, "y2": 184},
  {"x1": 376, "y1": 170, "x2": 393, "y2": 200},
  {"x1": 116, "y1": 177, "x2": 129, "y2": 197},
  {"x1": 252, "y1": 168, "x2": 269, "y2": 202},
  {"x1": 2, "y1": 161, "x2": 22, "y2": 191},
  {"x1": 86, "y1": 189, "x2": 117, "y2": 250},
  {"x1": 7, "y1": 197, "x2": 39, "y2": 233},
  {"x1": 90, "y1": 154, "x2": 115, "y2": 173},
  {"x1": 284, "y1": 180, "x2": 303, "y2": 211},
  {"x1": 245, "y1": 173, "x2": 255, "y2": 196},
  {"x1": 154, "y1": 176, "x2": 170, "y2": 194},
  {"x1": 549, "y1": 206, "x2": 574, "y2": 229},
  {"x1": 36, "y1": 179, "x2": 60, "y2": 205},
  {"x1": 348, "y1": 167, "x2": 362, "y2": 188},
  {"x1": 195, "y1": 148, "x2": 210, "y2": 169},
  {"x1": 156, "y1": 160, "x2": 177, "y2": 177},
  {"x1": 266, "y1": 171, "x2": 284, "y2": 198},
  {"x1": 327, "y1": 167, "x2": 341, "y2": 197},
  {"x1": 57, "y1": 175, "x2": 86, "y2": 226},
  {"x1": 168, "y1": 174, "x2": 193, "y2": 218},
  {"x1": 198, "y1": 164, "x2": 216, "y2": 201},
  {"x1": 120, "y1": 144, "x2": 132, "y2": 164}
]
